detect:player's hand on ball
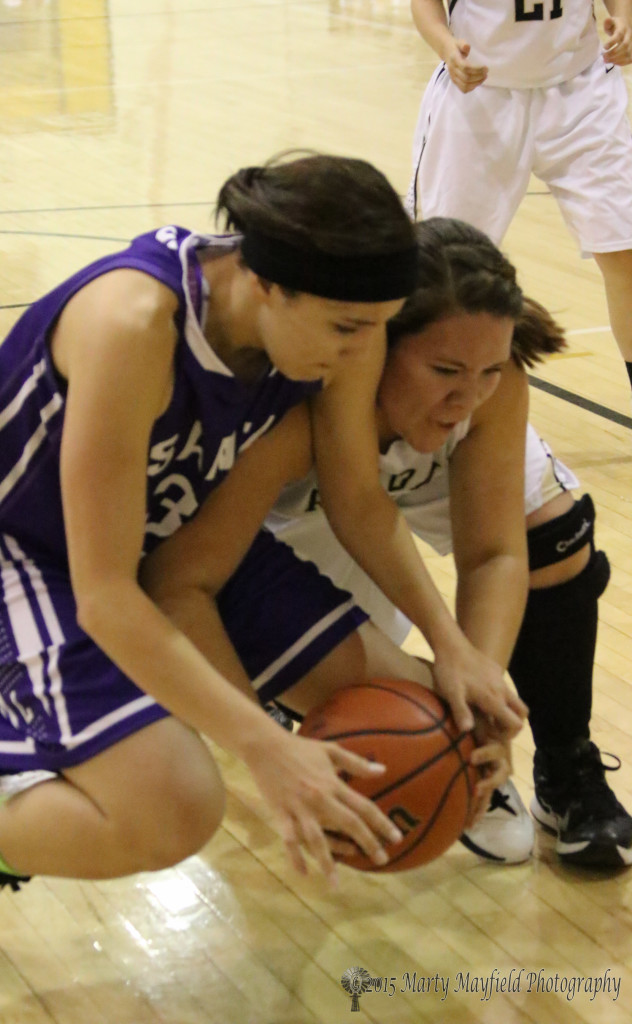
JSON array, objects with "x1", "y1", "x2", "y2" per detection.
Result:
[
  {"x1": 431, "y1": 635, "x2": 527, "y2": 738},
  {"x1": 300, "y1": 680, "x2": 478, "y2": 872},
  {"x1": 244, "y1": 731, "x2": 403, "y2": 885},
  {"x1": 468, "y1": 716, "x2": 513, "y2": 823}
]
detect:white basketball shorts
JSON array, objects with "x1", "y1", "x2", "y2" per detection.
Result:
[{"x1": 407, "y1": 56, "x2": 632, "y2": 256}]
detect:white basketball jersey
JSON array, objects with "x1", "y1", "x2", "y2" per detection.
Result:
[
  {"x1": 267, "y1": 422, "x2": 579, "y2": 644},
  {"x1": 269, "y1": 418, "x2": 470, "y2": 555},
  {"x1": 449, "y1": 0, "x2": 600, "y2": 88},
  {"x1": 267, "y1": 420, "x2": 471, "y2": 642}
]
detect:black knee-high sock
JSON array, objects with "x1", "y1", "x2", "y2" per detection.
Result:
[{"x1": 508, "y1": 550, "x2": 610, "y2": 750}]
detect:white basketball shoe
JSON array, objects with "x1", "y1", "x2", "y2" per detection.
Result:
[{"x1": 460, "y1": 780, "x2": 534, "y2": 864}]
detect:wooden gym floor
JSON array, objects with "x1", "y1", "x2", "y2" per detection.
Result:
[{"x1": 1, "y1": 1, "x2": 632, "y2": 1021}]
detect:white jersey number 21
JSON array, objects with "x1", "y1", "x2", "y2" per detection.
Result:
[{"x1": 515, "y1": 0, "x2": 562, "y2": 20}]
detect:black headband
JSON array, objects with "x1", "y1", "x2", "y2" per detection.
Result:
[{"x1": 240, "y1": 229, "x2": 419, "y2": 302}]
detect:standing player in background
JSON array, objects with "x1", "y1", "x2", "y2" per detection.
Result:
[
  {"x1": 0, "y1": 154, "x2": 521, "y2": 892},
  {"x1": 407, "y1": 0, "x2": 632, "y2": 397}
]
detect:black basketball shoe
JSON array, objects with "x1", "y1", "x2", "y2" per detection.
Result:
[
  {"x1": 264, "y1": 702, "x2": 298, "y2": 732},
  {"x1": 0, "y1": 871, "x2": 30, "y2": 892},
  {"x1": 531, "y1": 738, "x2": 632, "y2": 868}
]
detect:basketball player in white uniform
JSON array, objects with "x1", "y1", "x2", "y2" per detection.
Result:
[
  {"x1": 407, "y1": 0, "x2": 632, "y2": 395},
  {"x1": 261, "y1": 220, "x2": 631, "y2": 869},
  {"x1": 267, "y1": 421, "x2": 578, "y2": 865},
  {"x1": 147, "y1": 219, "x2": 632, "y2": 870}
]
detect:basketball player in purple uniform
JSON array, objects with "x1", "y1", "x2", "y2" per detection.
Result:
[
  {"x1": 152, "y1": 219, "x2": 632, "y2": 870},
  {"x1": 0, "y1": 155, "x2": 523, "y2": 891},
  {"x1": 407, "y1": 0, "x2": 632, "y2": 396}
]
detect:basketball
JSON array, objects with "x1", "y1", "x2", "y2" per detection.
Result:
[{"x1": 299, "y1": 677, "x2": 477, "y2": 872}]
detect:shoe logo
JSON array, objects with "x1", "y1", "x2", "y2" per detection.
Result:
[{"x1": 490, "y1": 788, "x2": 517, "y2": 816}]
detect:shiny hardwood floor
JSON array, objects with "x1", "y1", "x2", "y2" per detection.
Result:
[{"x1": 1, "y1": 1, "x2": 632, "y2": 1021}]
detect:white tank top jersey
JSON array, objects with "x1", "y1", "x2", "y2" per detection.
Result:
[
  {"x1": 266, "y1": 422, "x2": 579, "y2": 643},
  {"x1": 266, "y1": 420, "x2": 471, "y2": 642},
  {"x1": 448, "y1": 0, "x2": 601, "y2": 88},
  {"x1": 269, "y1": 418, "x2": 471, "y2": 556}
]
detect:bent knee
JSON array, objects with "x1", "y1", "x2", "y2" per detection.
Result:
[
  {"x1": 66, "y1": 721, "x2": 228, "y2": 873},
  {"x1": 147, "y1": 759, "x2": 226, "y2": 869},
  {"x1": 116, "y1": 756, "x2": 226, "y2": 872}
]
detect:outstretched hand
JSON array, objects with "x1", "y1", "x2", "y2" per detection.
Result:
[{"x1": 244, "y1": 731, "x2": 404, "y2": 885}]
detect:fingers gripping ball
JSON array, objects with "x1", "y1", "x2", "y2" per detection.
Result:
[{"x1": 299, "y1": 678, "x2": 477, "y2": 872}]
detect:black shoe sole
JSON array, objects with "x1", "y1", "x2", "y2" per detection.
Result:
[
  {"x1": 532, "y1": 803, "x2": 632, "y2": 868},
  {"x1": 0, "y1": 871, "x2": 30, "y2": 892},
  {"x1": 458, "y1": 832, "x2": 506, "y2": 862},
  {"x1": 558, "y1": 843, "x2": 632, "y2": 869}
]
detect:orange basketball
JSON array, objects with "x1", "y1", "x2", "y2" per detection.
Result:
[{"x1": 299, "y1": 677, "x2": 477, "y2": 872}]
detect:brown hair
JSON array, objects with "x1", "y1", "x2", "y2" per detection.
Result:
[
  {"x1": 387, "y1": 218, "x2": 566, "y2": 367},
  {"x1": 511, "y1": 295, "x2": 566, "y2": 368},
  {"x1": 216, "y1": 150, "x2": 416, "y2": 257}
]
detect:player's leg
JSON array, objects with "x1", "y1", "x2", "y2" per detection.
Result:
[
  {"x1": 407, "y1": 70, "x2": 531, "y2": 242},
  {"x1": 0, "y1": 556, "x2": 224, "y2": 888},
  {"x1": 592, "y1": 250, "x2": 632, "y2": 375},
  {"x1": 279, "y1": 619, "x2": 431, "y2": 716},
  {"x1": 0, "y1": 718, "x2": 224, "y2": 883},
  {"x1": 509, "y1": 488, "x2": 632, "y2": 866},
  {"x1": 538, "y1": 59, "x2": 632, "y2": 391},
  {"x1": 217, "y1": 530, "x2": 431, "y2": 712}
]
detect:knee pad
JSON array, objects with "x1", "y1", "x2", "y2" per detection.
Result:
[
  {"x1": 510, "y1": 544, "x2": 609, "y2": 748},
  {"x1": 527, "y1": 493, "x2": 598, "y2": 571},
  {"x1": 527, "y1": 544, "x2": 610, "y2": 607},
  {"x1": 582, "y1": 547, "x2": 610, "y2": 601}
]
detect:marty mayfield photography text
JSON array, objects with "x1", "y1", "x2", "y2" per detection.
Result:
[{"x1": 367, "y1": 968, "x2": 620, "y2": 1002}]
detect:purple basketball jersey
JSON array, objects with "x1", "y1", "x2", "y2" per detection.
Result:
[
  {"x1": 0, "y1": 225, "x2": 319, "y2": 562},
  {"x1": 0, "y1": 227, "x2": 365, "y2": 773}
]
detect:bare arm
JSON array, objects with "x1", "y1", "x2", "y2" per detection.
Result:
[
  {"x1": 450, "y1": 360, "x2": 530, "y2": 667},
  {"x1": 411, "y1": 0, "x2": 488, "y2": 91},
  {"x1": 56, "y1": 269, "x2": 275, "y2": 749},
  {"x1": 311, "y1": 340, "x2": 525, "y2": 736},
  {"x1": 140, "y1": 403, "x2": 313, "y2": 683}
]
